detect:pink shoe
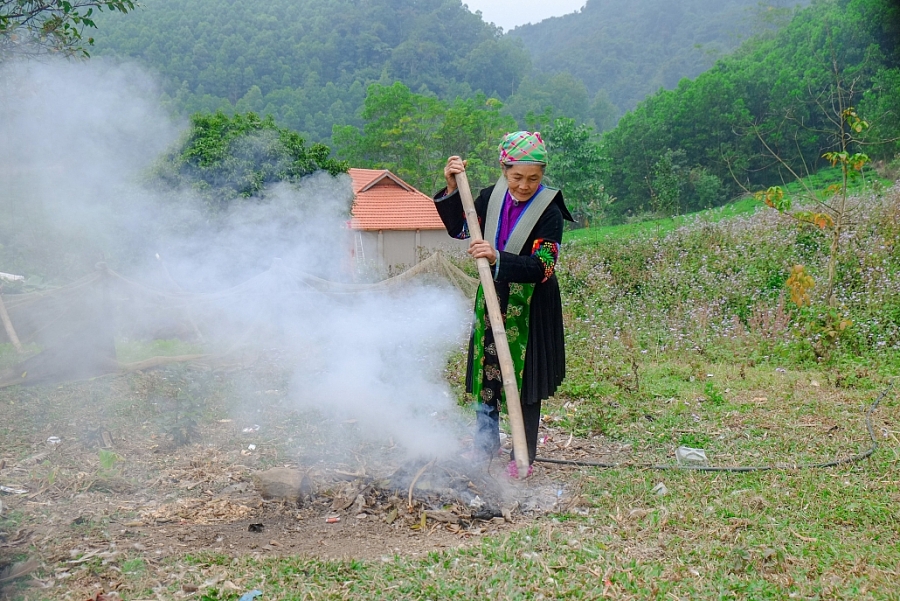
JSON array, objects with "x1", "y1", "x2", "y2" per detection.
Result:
[{"x1": 507, "y1": 460, "x2": 534, "y2": 479}]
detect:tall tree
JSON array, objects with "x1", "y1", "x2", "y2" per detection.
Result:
[
  {"x1": 333, "y1": 82, "x2": 516, "y2": 192},
  {"x1": 333, "y1": 82, "x2": 446, "y2": 191},
  {"x1": 438, "y1": 95, "x2": 518, "y2": 191},
  {"x1": 544, "y1": 118, "x2": 613, "y2": 226}
]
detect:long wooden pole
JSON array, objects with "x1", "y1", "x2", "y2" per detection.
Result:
[
  {"x1": 455, "y1": 171, "x2": 530, "y2": 478},
  {"x1": 0, "y1": 292, "x2": 23, "y2": 353}
]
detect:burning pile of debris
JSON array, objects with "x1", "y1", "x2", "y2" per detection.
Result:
[{"x1": 138, "y1": 456, "x2": 569, "y2": 534}]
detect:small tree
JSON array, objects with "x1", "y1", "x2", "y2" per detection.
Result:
[
  {"x1": 437, "y1": 95, "x2": 518, "y2": 192},
  {"x1": 158, "y1": 111, "x2": 348, "y2": 210},
  {"x1": 755, "y1": 106, "x2": 871, "y2": 305},
  {"x1": 0, "y1": 0, "x2": 135, "y2": 57},
  {"x1": 647, "y1": 148, "x2": 688, "y2": 218}
]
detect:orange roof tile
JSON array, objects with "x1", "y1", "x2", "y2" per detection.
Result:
[{"x1": 348, "y1": 168, "x2": 446, "y2": 231}]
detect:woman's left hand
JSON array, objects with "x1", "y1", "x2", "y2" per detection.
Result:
[{"x1": 468, "y1": 239, "x2": 498, "y2": 265}]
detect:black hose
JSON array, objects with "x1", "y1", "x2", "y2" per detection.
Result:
[{"x1": 532, "y1": 380, "x2": 894, "y2": 473}]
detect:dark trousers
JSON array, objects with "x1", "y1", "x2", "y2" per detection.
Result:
[
  {"x1": 475, "y1": 398, "x2": 542, "y2": 464},
  {"x1": 474, "y1": 323, "x2": 541, "y2": 464}
]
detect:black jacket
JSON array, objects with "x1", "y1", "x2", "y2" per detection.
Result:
[{"x1": 434, "y1": 184, "x2": 569, "y2": 404}]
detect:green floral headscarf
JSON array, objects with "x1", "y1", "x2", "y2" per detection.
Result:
[{"x1": 498, "y1": 131, "x2": 548, "y2": 165}]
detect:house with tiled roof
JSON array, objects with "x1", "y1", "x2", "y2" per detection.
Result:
[{"x1": 348, "y1": 168, "x2": 466, "y2": 271}]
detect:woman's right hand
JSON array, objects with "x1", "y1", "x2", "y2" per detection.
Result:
[{"x1": 444, "y1": 156, "x2": 467, "y2": 194}]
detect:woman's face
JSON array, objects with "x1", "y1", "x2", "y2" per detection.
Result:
[{"x1": 504, "y1": 163, "x2": 545, "y2": 201}]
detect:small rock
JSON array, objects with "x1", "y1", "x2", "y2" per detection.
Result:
[
  {"x1": 425, "y1": 510, "x2": 460, "y2": 524},
  {"x1": 675, "y1": 446, "x2": 708, "y2": 464},
  {"x1": 252, "y1": 467, "x2": 306, "y2": 502},
  {"x1": 652, "y1": 482, "x2": 668, "y2": 496}
]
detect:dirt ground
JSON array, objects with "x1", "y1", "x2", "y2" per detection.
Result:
[{"x1": 0, "y1": 364, "x2": 619, "y2": 598}]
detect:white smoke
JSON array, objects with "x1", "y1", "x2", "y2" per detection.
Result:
[{"x1": 0, "y1": 57, "x2": 470, "y2": 460}]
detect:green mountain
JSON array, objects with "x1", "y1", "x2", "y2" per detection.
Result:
[
  {"x1": 598, "y1": 0, "x2": 900, "y2": 218},
  {"x1": 90, "y1": 0, "x2": 797, "y2": 140},
  {"x1": 91, "y1": 0, "x2": 530, "y2": 141},
  {"x1": 508, "y1": 0, "x2": 809, "y2": 118}
]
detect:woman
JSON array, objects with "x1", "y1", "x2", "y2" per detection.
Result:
[{"x1": 434, "y1": 131, "x2": 573, "y2": 477}]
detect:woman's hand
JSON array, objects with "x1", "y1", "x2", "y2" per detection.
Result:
[
  {"x1": 468, "y1": 239, "x2": 498, "y2": 266},
  {"x1": 443, "y1": 156, "x2": 467, "y2": 194}
]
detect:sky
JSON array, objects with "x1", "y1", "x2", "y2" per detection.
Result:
[{"x1": 464, "y1": 0, "x2": 587, "y2": 31}]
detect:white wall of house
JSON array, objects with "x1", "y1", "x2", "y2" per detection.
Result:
[{"x1": 354, "y1": 229, "x2": 468, "y2": 272}]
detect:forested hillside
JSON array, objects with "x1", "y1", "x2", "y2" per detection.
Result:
[
  {"x1": 89, "y1": 0, "x2": 791, "y2": 141},
  {"x1": 91, "y1": 0, "x2": 528, "y2": 141},
  {"x1": 509, "y1": 0, "x2": 808, "y2": 118},
  {"x1": 599, "y1": 0, "x2": 900, "y2": 220}
]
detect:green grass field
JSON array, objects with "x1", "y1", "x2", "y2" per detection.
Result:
[
  {"x1": 566, "y1": 196, "x2": 761, "y2": 245},
  {"x1": 566, "y1": 166, "x2": 892, "y2": 246}
]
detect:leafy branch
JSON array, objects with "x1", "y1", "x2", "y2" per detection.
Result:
[{"x1": 0, "y1": 0, "x2": 136, "y2": 57}]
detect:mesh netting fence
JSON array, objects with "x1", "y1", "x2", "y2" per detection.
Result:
[{"x1": 0, "y1": 252, "x2": 476, "y2": 387}]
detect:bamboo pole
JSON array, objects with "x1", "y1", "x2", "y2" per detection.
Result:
[
  {"x1": 455, "y1": 171, "x2": 530, "y2": 478},
  {"x1": 0, "y1": 292, "x2": 23, "y2": 353}
]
